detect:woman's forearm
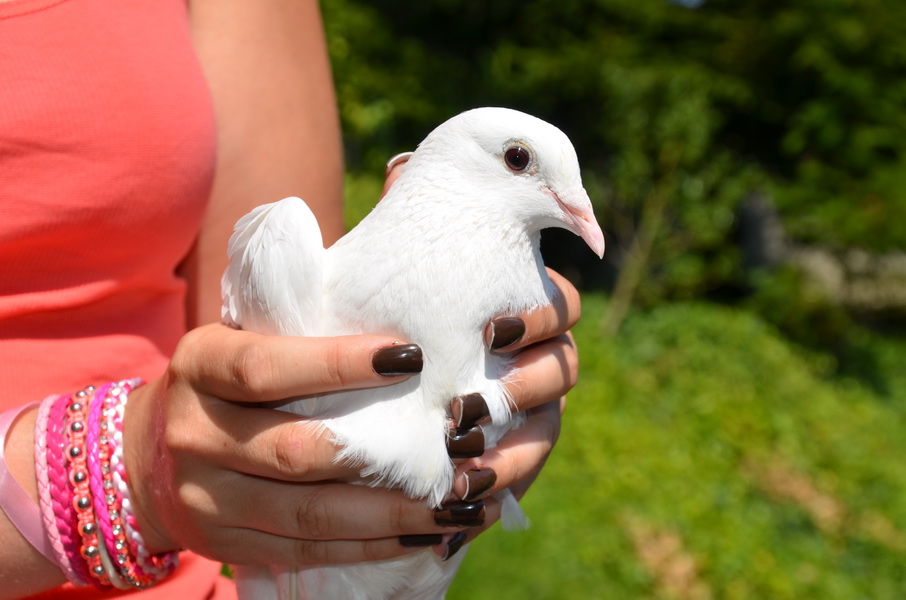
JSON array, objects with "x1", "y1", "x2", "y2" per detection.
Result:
[{"x1": 183, "y1": 0, "x2": 345, "y2": 328}]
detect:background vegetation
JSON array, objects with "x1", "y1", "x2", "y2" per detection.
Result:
[{"x1": 320, "y1": 0, "x2": 906, "y2": 596}]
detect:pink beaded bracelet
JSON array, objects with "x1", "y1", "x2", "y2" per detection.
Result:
[
  {"x1": 109, "y1": 385, "x2": 177, "y2": 581},
  {"x1": 104, "y1": 380, "x2": 178, "y2": 588},
  {"x1": 65, "y1": 387, "x2": 111, "y2": 588},
  {"x1": 20, "y1": 379, "x2": 179, "y2": 590},
  {"x1": 85, "y1": 383, "x2": 136, "y2": 590}
]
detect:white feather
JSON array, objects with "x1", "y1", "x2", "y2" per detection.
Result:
[
  {"x1": 222, "y1": 107, "x2": 604, "y2": 599},
  {"x1": 222, "y1": 198, "x2": 324, "y2": 337}
]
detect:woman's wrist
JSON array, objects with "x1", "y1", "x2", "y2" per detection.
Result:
[{"x1": 0, "y1": 381, "x2": 181, "y2": 592}]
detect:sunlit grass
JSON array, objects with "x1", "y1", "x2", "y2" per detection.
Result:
[{"x1": 450, "y1": 295, "x2": 906, "y2": 599}]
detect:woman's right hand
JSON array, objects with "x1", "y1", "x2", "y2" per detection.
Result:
[{"x1": 123, "y1": 323, "x2": 464, "y2": 566}]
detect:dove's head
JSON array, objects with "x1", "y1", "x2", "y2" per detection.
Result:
[{"x1": 414, "y1": 107, "x2": 605, "y2": 258}]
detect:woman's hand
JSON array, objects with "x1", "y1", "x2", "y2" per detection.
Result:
[
  {"x1": 123, "y1": 270, "x2": 580, "y2": 568},
  {"x1": 448, "y1": 268, "x2": 580, "y2": 527},
  {"x1": 124, "y1": 325, "x2": 469, "y2": 566}
]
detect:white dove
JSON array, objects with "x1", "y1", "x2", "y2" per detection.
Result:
[{"x1": 221, "y1": 107, "x2": 605, "y2": 600}]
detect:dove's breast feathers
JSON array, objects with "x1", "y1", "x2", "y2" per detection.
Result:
[
  {"x1": 305, "y1": 185, "x2": 556, "y2": 504},
  {"x1": 325, "y1": 167, "x2": 556, "y2": 347}
]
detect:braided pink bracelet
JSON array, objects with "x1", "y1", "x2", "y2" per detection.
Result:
[
  {"x1": 46, "y1": 394, "x2": 79, "y2": 578},
  {"x1": 47, "y1": 392, "x2": 91, "y2": 585},
  {"x1": 109, "y1": 379, "x2": 177, "y2": 580},
  {"x1": 34, "y1": 394, "x2": 62, "y2": 563},
  {"x1": 38, "y1": 392, "x2": 86, "y2": 585}
]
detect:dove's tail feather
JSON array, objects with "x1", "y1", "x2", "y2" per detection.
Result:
[
  {"x1": 221, "y1": 196, "x2": 324, "y2": 337},
  {"x1": 274, "y1": 567, "x2": 299, "y2": 600},
  {"x1": 388, "y1": 548, "x2": 468, "y2": 600},
  {"x1": 234, "y1": 565, "x2": 282, "y2": 600},
  {"x1": 236, "y1": 552, "x2": 460, "y2": 600},
  {"x1": 498, "y1": 488, "x2": 530, "y2": 531}
]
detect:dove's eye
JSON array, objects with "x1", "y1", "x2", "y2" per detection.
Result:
[{"x1": 504, "y1": 146, "x2": 531, "y2": 172}]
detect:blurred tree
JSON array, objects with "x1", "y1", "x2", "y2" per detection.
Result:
[
  {"x1": 710, "y1": 0, "x2": 906, "y2": 251},
  {"x1": 321, "y1": 0, "x2": 906, "y2": 323}
]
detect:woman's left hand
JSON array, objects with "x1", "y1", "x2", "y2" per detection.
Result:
[{"x1": 448, "y1": 267, "x2": 581, "y2": 538}]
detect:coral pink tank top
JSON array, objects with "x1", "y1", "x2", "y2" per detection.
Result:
[{"x1": 1, "y1": 0, "x2": 235, "y2": 597}]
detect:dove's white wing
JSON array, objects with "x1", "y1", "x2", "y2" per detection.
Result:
[
  {"x1": 221, "y1": 197, "x2": 327, "y2": 600},
  {"x1": 222, "y1": 197, "x2": 324, "y2": 337}
]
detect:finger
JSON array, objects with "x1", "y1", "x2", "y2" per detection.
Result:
[
  {"x1": 202, "y1": 527, "x2": 434, "y2": 566},
  {"x1": 439, "y1": 495, "x2": 503, "y2": 553},
  {"x1": 182, "y1": 400, "x2": 355, "y2": 481},
  {"x1": 222, "y1": 478, "x2": 448, "y2": 541},
  {"x1": 382, "y1": 151, "x2": 412, "y2": 196},
  {"x1": 451, "y1": 400, "x2": 561, "y2": 501},
  {"x1": 172, "y1": 324, "x2": 421, "y2": 402},
  {"x1": 486, "y1": 268, "x2": 581, "y2": 353},
  {"x1": 501, "y1": 332, "x2": 578, "y2": 413}
]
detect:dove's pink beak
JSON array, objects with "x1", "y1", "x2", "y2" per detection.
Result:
[{"x1": 547, "y1": 186, "x2": 605, "y2": 258}]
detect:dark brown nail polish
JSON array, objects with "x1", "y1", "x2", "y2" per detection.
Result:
[
  {"x1": 443, "y1": 531, "x2": 468, "y2": 561},
  {"x1": 372, "y1": 344, "x2": 423, "y2": 376},
  {"x1": 488, "y1": 317, "x2": 525, "y2": 351},
  {"x1": 446, "y1": 426, "x2": 484, "y2": 459},
  {"x1": 399, "y1": 534, "x2": 443, "y2": 548},
  {"x1": 451, "y1": 393, "x2": 491, "y2": 433},
  {"x1": 434, "y1": 500, "x2": 486, "y2": 527},
  {"x1": 462, "y1": 468, "x2": 497, "y2": 501}
]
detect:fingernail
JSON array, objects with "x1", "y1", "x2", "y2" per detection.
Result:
[
  {"x1": 451, "y1": 393, "x2": 491, "y2": 433},
  {"x1": 460, "y1": 468, "x2": 497, "y2": 501},
  {"x1": 487, "y1": 317, "x2": 525, "y2": 351},
  {"x1": 446, "y1": 426, "x2": 484, "y2": 459},
  {"x1": 372, "y1": 344, "x2": 423, "y2": 376},
  {"x1": 442, "y1": 531, "x2": 468, "y2": 561},
  {"x1": 399, "y1": 534, "x2": 443, "y2": 548},
  {"x1": 385, "y1": 151, "x2": 414, "y2": 177},
  {"x1": 434, "y1": 500, "x2": 485, "y2": 527}
]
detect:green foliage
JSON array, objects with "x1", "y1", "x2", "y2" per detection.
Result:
[
  {"x1": 448, "y1": 296, "x2": 906, "y2": 599},
  {"x1": 744, "y1": 265, "x2": 855, "y2": 351},
  {"x1": 342, "y1": 171, "x2": 384, "y2": 230},
  {"x1": 324, "y1": 0, "x2": 906, "y2": 308},
  {"x1": 714, "y1": 0, "x2": 906, "y2": 250}
]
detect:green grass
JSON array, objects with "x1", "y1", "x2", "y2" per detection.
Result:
[{"x1": 448, "y1": 295, "x2": 906, "y2": 599}]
